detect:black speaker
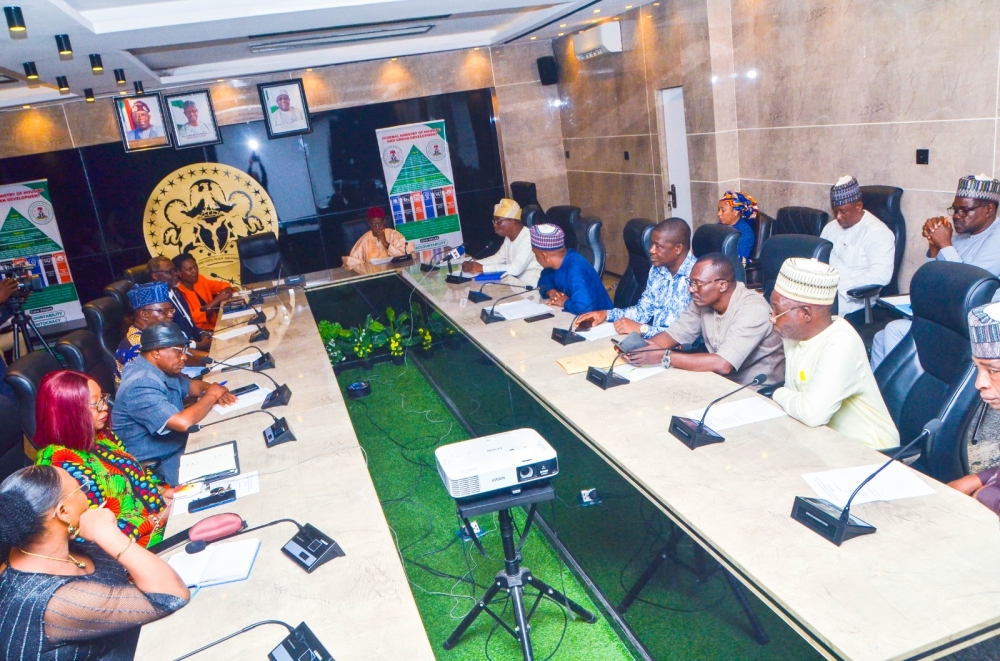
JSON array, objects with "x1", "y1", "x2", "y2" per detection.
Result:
[{"x1": 537, "y1": 56, "x2": 558, "y2": 86}]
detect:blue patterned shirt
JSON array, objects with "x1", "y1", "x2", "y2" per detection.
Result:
[
  {"x1": 607, "y1": 252, "x2": 696, "y2": 337},
  {"x1": 734, "y1": 219, "x2": 755, "y2": 261}
]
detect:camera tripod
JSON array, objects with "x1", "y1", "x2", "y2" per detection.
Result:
[
  {"x1": 7, "y1": 304, "x2": 54, "y2": 360},
  {"x1": 444, "y1": 484, "x2": 596, "y2": 661}
]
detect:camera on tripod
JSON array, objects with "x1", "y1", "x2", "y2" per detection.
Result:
[{"x1": 0, "y1": 263, "x2": 43, "y2": 307}]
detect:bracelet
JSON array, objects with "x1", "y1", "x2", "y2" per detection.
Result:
[
  {"x1": 661, "y1": 350, "x2": 672, "y2": 369},
  {"x1": 115, "y1": 537, "x2": 133, "y2": 561}
]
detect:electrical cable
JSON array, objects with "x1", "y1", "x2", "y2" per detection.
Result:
[{"x1": 170, "y1": 620, "x2": 293, "y2": 661}]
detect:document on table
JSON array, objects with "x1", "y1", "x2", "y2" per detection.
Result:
[
  {"x1": 168, "y1": 538, "x2": 261, "y2": 588},
  {"x1": 576, "y1": 322, "x2": 619, "y2": 342},
  {"x1": 181, "y1": 366, "x2": 209, "y2": 379},
  {"x1": 613, "y1": 363, "x2": 666, "y2": 383},
  {"x1": 209, "y1": 352, "x2": 258, "y2": 372},
  {"x1": 172, "y1": 471, "x2": 260, "y2": 515},
  {"x1": 556, "y1": 346, "x2": 620, "y2": 374},
  {"x1": 880, "y1": 295, "x2": 912, "y2": 317},
  {"x1": 684, "y1": 397, "x2": 786, "y2": 431},
  {"x1": 801, "y1": 462, "x2": 936, "y2": 508},
  {"x1": 213, "y1": 325, "x2": 258, "y2": 340},
  {"x1": 212, "y1": 386, "x2": 273, "y2": 414},
  {"x1": 219, "y1": 308, "x2": 256, "y2": 321},
  {"x1": 493, "y1": 299, "x2": 552, "y2": 320},
  {"x1": 177, "y1": 441, "x2": 239, "y2": 484}
]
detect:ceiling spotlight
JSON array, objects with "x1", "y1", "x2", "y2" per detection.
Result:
[
  {"x1": 55, "y1": 34, "x2": 72, "y2": 55},
  {"x1": 114, "y1": 68, "x2": 126, "y2": 85},
  {"x1": 390, "y1": 57, "x2": 397, "y2": 61},
  {"x1": 559, "y1": 23, "x2": 567, "y2": 27},
  {"x1": 305, "y1": 68, "x2": 313, "y2": 72},
  {"x1": 56, "y1": 75, "x2": 69, "y2": 92},
  {"x1": 593, "y1": 8, "x2": 600, "y2": 12},
  {"x1": 530, "y1": 36, "x2": 537, "y2": 40},
  {"x1": 22, "y1": 61, "x2": 37, "y2": 80},
  {"x1": 625, "y1": 4, "x2": 633, "y2": 7},
  {"x1": 557, "y1": 32, "x2": 564, "y2": 36},
  {"x1": 22, "y1": 104, "x2": 29, "y2": 109},
  {"x1": 216, "y1": 78, "x2": 224, "y2": 82},
  {"x1": 133, "y1": 80, "x2": 144, "y2": 94},
  {"x1": 248, "y1": 139, "x2": 259, "y2": 150},
  {"x1": 473, "y1": 47, "x2": 480, "y2": 50},
  {"x1": 89, "y1": 54, "x2": 103, "y2": 72},
  {"x1": 4, "y1": 6, "x2": 25, "y2": 32},
  {"x1": 84, "y1": 88, "x2": 94, "y2": 102}
]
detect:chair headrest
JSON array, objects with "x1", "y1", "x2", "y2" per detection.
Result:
[
  {"x1": 775, "y1": 206, "x2": 830, "y2": 235},
  {"x1": 624, "y1": 218, "x2": 655, "y2": 257},
  {"x1": 55, "y1": 330, "x2": 106, "y2": 372},
  {"x1": 237, "y1": 233, "x2": 280, "y2": 258},
  {"x1": 692, "y1": 224, "x2": 739, "y2": 257},
  {"x1": 911, "y1": 261, "x2": 1000, "y2": 337},
  {"x1": 860, "y1": 186, "x2": 904, "y2": 229}
]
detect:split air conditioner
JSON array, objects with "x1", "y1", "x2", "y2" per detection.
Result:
[{"x1": 572, "y1": 22, "x2": 623, "y2": 60}]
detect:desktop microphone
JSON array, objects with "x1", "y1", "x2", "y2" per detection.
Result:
[
  {"x1": 213, "y1": 307, "x2": 268, "y2": 329},
  {"x1": 585, "y1": 346, "x2": 668, "y2": 390},
  {"x1": 791, "y1": 419, "x2": 942, "y2": 546},
  {"x1": 481, "y1": 286, "x2": 536, "y2": 324},
  {"x1": 468, "y1": 281, "x2": 534, "y2": 304},
  {"x1": 210, "y1": 346, "x2": 275, "y2": 372},
  {"x1": 668, "y1": 374, "x2": 767, "y2": 449},
  {"x1": 420, "y1": 245, "x2": 465, "y2": 273},
  {"x1": 205, "y1": 359, "x2": 292, "y2": 408},
  {"x1": 210, "y1": 272, "x2": 242, "y2": 288},
  {"x1": 552, "y1": 312, "x2": 590, "y2": 346},
  {"x1": 187, "y1": 408, "x2": 296, "y2": 448}
]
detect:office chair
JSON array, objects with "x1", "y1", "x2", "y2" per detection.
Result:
[
  {"x1": 84, "y1": 296, "x2": 127, "y2": 366},
  {"x1": 745, "y1": 211, "x2": 774, "y2": 287},
  {"x1": 544, "y1": 206, "x2": 582, "y2": 250},
  {"x1": 237, "y1": 233, "x2": 284, "y2": 285},
  {"x1": 613, "y1": 218, "x2": 656, "y2": 309},
  {"x1": 691, "y1": 223, "x2": 746, "y2": 283},
  {"x1": 123, "y1": 264, "x2": 152, "y2": 285},
  {"x1": 758, "y1": 234, "x2": 833, "y2": 301},
  {"x1": 4, "y1": 349, "x2": 63, "y2": 456},
  {"x1": 773, "y1": 206, "x2": 829, "y2": 236},
  {"x1": 55, "y1": 329, "x2": 117, "y2": 395},
  {"x1": 0, "y1": 395, "x2": 25, "y2": 483},
  {"x1": 510, "y1": 181, "x2": 539, "y2": 209},
  {"x1": 574, "y1": 216, "x2": 606, "y2": 276},
  {"x1": 521, "y1": 204, "x2": 544, "y2": 228}
]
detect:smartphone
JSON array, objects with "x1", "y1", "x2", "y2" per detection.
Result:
[
  {"x1": 230, "y1": 383, "x2": 260, "y2": 397},
  {"x1": 189, "y1": 489, "x2": 236, "y2": 513},
  {"x1": 611, "y1": 331, "x2": 647, "y2": 354},
  {"x1": 525, "y1": 313, "x2": 555, "y2": 323},
  {"x1": 574, "y1": 319, "x2": 594, "y2": 332}
]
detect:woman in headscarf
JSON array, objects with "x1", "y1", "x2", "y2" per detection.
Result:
[{"x1": 718, "y1": 191, "x2": 758, "y2": 262}]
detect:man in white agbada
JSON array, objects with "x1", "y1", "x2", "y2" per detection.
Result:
[
  {"x1": 176, "y1": 101, "x2": 212, "y2": 139},
  {"x1": 271, "y1": 90, "x2": 305, "y2": 126}
]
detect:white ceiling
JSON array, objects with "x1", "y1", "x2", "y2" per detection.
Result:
[{"x1": 1, "y1": 0, "x2": 641, "y2": 108}]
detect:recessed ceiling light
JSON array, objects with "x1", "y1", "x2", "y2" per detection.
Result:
[
  {"x1": 625, "y1": 4, "x2": 633, "y2": 7},
  {"x1": 305, "y1": 68, "x2": 313, "y2": 71},
  {"x1": 391, "y1": 57, "x2": 397, "y2": 61},
  {"x1": 653, "y1": 1, "x2": 660, "y2": 4},
  {"x1": 593, "y1": 8, "x2": 600, "y2": 12},
  {"x1": 474, "y1": 47, "x2": 479, "y2": 50},
  {"x1": 557, "y1": 32, "x2": 564, "y2": 36},
  {"x1": 216, "y1": 78, "x2": 224, "y2": 82},
  {"x1": 591, "y1": 19, "x2": 599, "y2": 23},
  {"x1": 22, "y1": 104, "x2": 29, "y2": 109},
  {"x1": 530, "y1": 36, "x2": 537, "y2": 40},
  {"x1": 559, "y1": 23, "x2": 567, "y2": 27}
]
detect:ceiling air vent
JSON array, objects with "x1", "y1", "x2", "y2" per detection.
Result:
[
  {"x1": 572, "y1": 22, "x2": 622, "y2": 61},
  {"x1": 250, "y1": 24, "x2": 434, "y2": 53}
]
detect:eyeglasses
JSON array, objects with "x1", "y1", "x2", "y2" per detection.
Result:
[
  {"x1": 491, "y1": 217, "x2": 509, "y2": 226},
  {"x1": 948, "y1": 204, "x2": 987, "y2": 217},
  {"x1": 162, "y1": 346, "x2": 187, "y2": 356},
  {"x1": 688, "y1": 278, "x2": 725, "y2": 291},
  {"x1": 769, "y1": 305, "x2": 808, "y2": 322},
  {"x1": 53, "y1": 479, "x2": 93, "y2": 516},
  {"x1": 89, "y1": 393, "x2": 111, "y2": 413},
  {"x1": 145, "y1": 305, "x2": 174, "y2": 315}
]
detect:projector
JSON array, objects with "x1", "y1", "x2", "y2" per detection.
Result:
[{"x1": 436, "y1": 428, "x2": 558, "y2": 500}]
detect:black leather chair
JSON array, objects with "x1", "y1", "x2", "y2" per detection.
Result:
[
  {"x1": 573, "y1": 216, "x2": 606, "y2": 276},
  {"x1": 83, "y1": 296, "x2": 126, "y2": 367},
  {"x1": 521, "y1": 204, "x2": 544, "y2": 228},
  {"x1": 758, "y1": 234, "x2": 833, "y2": 300},
  {"x1": 613, "y1": 218, "x2": 656, "y2": 309},
  {"x1": 4, "y1": 349, "x2": 62, "y2": 450},
  {"x1": 338, "y1": 217, "x2": 396, "y2": 259},
  {"x1": 123, "y1": 264, "x2": 151, "y2": 285},
  {"x1": 55, "y1": 330, "x2": 117, "y2": 395},
  {"x1": 237, "y1": 234, "x2": 284, "y2": 285},
  {"x1": 103, "y1": 279, "x2": 135, "y2": 314},
  {"x1": 510, "y1": 181, "x2": 539, "y2": 209},
  {"x1": 692, "y1": 224, "x2": 746, "y2": 283},
  {"x1": 860, "y1": 186, "x2": 906, "y2": 297},
  {"x1": 773, "y1": 207, "x2": 830, "y2": 236},
  {"x1": 0, "y1": 395, "x2": 25, "y2": 483},
  {"x1": 544, "y1": 206, "x2": 582, "y2": 251},
  {"x1": 745, "y1": 211, "x2": 774, "y2": 287},
  {"x1": 874, "y1": 261, "x2": 1000, "y2": 482}
]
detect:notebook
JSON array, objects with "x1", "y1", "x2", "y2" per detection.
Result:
[
  {"x1": 177, "y1": 440, "x2": 240, "y2": 484},
  {"x1": 168, "y1": 538, "x2": 261, "y2": 588}
]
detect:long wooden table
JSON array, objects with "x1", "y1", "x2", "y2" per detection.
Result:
[
  {"x1": 396, "y1": 265, "x2": 1000, "y2": 661},
  {"x1": 135, "y1": 275, "x2": 434, "y2": 660}
]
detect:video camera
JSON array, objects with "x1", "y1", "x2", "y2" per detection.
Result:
[{"x1": 0, "y1": 263, "x2": 44, "y2": 306}]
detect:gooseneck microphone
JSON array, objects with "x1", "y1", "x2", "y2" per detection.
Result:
[
  {"x1": 187, "y1": 408, "x2": 296, "y2": 448},
  {"x1": 210, "y1": 272, "x2": 241, "y2": 288},
  {"x1": 206, "y1": 358, "x2": 292, "y2": 409},
  {"x1": 481, "y1": 286, "x2": 536, "y2": 324},
  {"x1": 696, "y1": 374, "x2": 767, "y2": 434},
  {"x1": 667, "y1": 374, "x2": 768, "y2": 449},
  {"x1": 586, "y1": 346, "x2": 667, "y2": 390},
  {"x1": 552, "y1": 312, "x2": 591, "y2": 345},
  {"x1": 468, "y1": 281, "x2": 533, "y2": 304},
  {"x1": 791, "y1": 419, "x2": 942, "y2": 545}
]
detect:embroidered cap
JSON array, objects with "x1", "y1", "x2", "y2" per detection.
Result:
[
  {"x1": 956, "y1": 174, "x2": 1000, "y2": 204},
  {"x1": 773, "y1": 258, "x2": 839, "y2": 305},
  {"x1": 126, "y1": 282, "x2": 170, "y2": 311},
  {"x1": 367, "y1": 206, "x2": 385, "y2": 220},
  {"x1": 493, "y1": 198, "x2": 521, "y2": 221},
  {"x1": 529, "y1": 223, "x2": 565, "y2": 250},
  {"x1": 969, "y1": 303, "x2": 1000, "y2": 359},
  {"x1": 830, "y1": 175, "x2": 862, "y2": 207}
]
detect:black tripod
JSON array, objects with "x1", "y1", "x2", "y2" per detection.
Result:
[
  {"x1": 619, "y1": 524, "x2": 769, "y2": 645},
  {"x1": 444, "y1": 485, "x2": 596, "y2": 660},
  {"x1": 7, "y1": 304, "x2": 54, "y2": 360}
]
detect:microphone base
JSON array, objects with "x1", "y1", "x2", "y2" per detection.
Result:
[
  {"x1": 249, "y1": 325, "x2": 270, "y2": 342},
  {"x1": 468, "y1": 290, "x2": 492, "y2": 303},
  {"x1": 248, "y1": 311, "x2": 266, "y2": 325},
  {"x1": 586, "y1": 366, "x2": 630, "y2": 389},
  {"x1": 446, "y1": 274, "x2": 473, "y2": 284},
  {"x1": 281, "y1": 523, "x2": 345, "y2": 573},
  {"x1": 264, "y1": 417, "x2": 296, "y2": 447},
  {"x1": 269, "y1": 622, "x2": 333, "y2": 660},
  {"x1": 252, "y1": 352, "x2": 275, "y2": 371},
  {"x1": 791, "y1": 496, "x2": 876, "y2": 546},
  {"x1": 262, "y1": 384, "x2": 292, "y2": 409},
  {"x1": 551, "y1": 328, "x2": 585, "y2": 345},
  {"x1": 222, "y1": 300, "x2": 249, "y2": 314},
  {"x1": 420, "y1": 263, "x2": 440, "y2": 272},
  {"x1": 481, "y1": 309, "x2": 505, "y2": 324},
  {"x1": 669, "y1": 416, "x2": 725, "y2": 449}
]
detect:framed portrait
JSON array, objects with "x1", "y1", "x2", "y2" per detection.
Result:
[
  {"x1": 112, "y1": 93, "x2": 171, "y2": 152},
  {"x1": 257, "y1": 79, "x2": 312, "y2": 139},
  {"x1": 163, "y1": 89, "x2": 222, "y2": 149}
]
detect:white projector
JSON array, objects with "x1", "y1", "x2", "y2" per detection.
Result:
[{"x1": 436, "y1": 428, "x2": 558, "y2": 500}]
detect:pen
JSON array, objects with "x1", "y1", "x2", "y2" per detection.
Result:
[{"x1": 219, "y1": 381, "x2": 228, "y2": 386}]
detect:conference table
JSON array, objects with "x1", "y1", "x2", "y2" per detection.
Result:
[{"x1": 137, "y1": 263, "x2": 1000, "y2": 661}]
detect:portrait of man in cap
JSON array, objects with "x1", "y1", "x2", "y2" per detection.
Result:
[
  {"x1": 258, "y1": 79, "x2": 311, "y2": 137},
  {"x1": 164, "y1": 90, "x2": 221, "y2": 148},
  {"x1": 114, "y1": 94, "x2": 170, "y2": 151}
]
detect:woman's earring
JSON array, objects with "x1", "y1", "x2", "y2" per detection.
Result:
[{"x1": 67, "y1": 524, "x2": 78, "y2": 537}]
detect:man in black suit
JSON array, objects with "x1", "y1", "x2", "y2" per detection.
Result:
[{"x1": 147, "y1": 255, "x2": 211, "y2": 351}]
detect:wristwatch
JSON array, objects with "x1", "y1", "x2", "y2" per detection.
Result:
[
  {"x1": 639, "y1": 324, "x2": 650, "y2": 335},
  {"x1": 661, "y1": 350, "x2": 672, "y2": 369}
]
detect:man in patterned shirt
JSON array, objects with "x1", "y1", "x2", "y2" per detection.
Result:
[{"x1": 573, "y1": 217, "x2": 696, "y2": 338}]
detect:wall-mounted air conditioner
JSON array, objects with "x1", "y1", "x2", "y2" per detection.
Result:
[{"x1": 572, "y1": 22, "x2": 623, "y2": 60}]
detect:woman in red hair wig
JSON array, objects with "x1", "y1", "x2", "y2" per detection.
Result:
[{"x1": 33, "y1": 371, "x2": 173, "y2": 547}]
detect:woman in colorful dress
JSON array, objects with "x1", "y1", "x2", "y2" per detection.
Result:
[
  {"x1": 34, "y1": 370, "x2": 173, "y2": 547},
  {"x1": 717, "y1": 190, "x2": 759, "y2": 263}
]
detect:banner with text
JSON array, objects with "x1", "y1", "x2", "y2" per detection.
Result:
[
  {"x1": 0, "y1": 179, "x2": 84, "y2": 329},
  {"x1": 376, "y1": 120, "x2": 463, "y2": 253}
]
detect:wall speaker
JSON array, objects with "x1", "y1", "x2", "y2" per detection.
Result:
[{"x1": 537, "y1": 56, "x2": 558, "y2": 86}]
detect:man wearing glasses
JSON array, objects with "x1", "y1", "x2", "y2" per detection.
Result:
[
  {"x1": 147, "y1": 255, "x2": 211, "y2": 352},
  {"x1": 622, "y1": 253, "x2": 784, "y2": 385},
  {"x1": 462, "y1": 198, "x2": 542, "y2": 286},
  {"x1": 113, "y1": 321, "x2": 236, "y2": 484},
  {"x1": 871, "y1": 174, "x2": 1000, "y2": 367}
]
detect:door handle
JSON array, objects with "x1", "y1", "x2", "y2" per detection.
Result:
[{"x1": 668, "y1": 184, "x2": 677, "y2": 209}]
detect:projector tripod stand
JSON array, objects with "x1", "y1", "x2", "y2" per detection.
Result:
[
  {"x1": 7, "y1": 305, "x2": 55, "y2": 360},
  {"x1": 444, "y1": 484, "x2": 596, "y2": 661}
]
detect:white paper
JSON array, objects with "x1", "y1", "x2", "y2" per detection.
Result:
[
  {"x1": 801, "y1": 462, "x2": 936, "y2": 509},
  {"x1": 684, "y1": 397, "x2": 786, "y2": 432},
  {"x1": 613, "y1": 363, "x2": 666, "y2": 383},
  {"x1": 178, "y1": 443, "x2": 238, "y2": 484},
  {"x1": 181, "y1": 366, "x2": 209, "y2": 379},
  {"x1": 219, "y1": 308, "x2": 256, "y2": 321},
  {"x1": 576, "y1": 322, "x2": 618, "y2": 342},
  {"x1": 213, "y1": 325, "x2": 259, "y2": 340},
  {"x1": 211, "y1": 386, "x2": 273, "y2": 414},
  {"x1": 209, "y1": 352, "x2": 259, "y2": 372},
  {"x1": 494, "y1": 299, "x2": 552, "y2": 320},
  {"x1": 369, "y1": 256, "x2": 394, "y2": 265},
  {"x1": 168, "y1": 538, "x2": 261, "y2": 588},
  {"x1": 880, "y1": 295, "x2": 910, "y2": 306},
  {"x1": 172, "y1": 471, "x2": 260, "y2": 515}
]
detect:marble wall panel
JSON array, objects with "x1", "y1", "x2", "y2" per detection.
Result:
[
  {"x1": 0, "y1": 106, "x2": 73, "y2": 157},
  {"x1": 564, "y1": 134, "x2": 656, "y2": 175},
  {"x1": 691, "y1": 180, "x2": 726, "y2": 228},
  {"x1": 687, "y1": 132, "x2": 719, "y2": 182},
  {"x1": 63, "y1": 100, "x2": 121, "y2": 148},
  {"x1": 492, "y1": 41, "x2": 553, "y2": 87}
]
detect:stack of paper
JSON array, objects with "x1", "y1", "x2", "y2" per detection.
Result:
[
  {"x1": 492, "y1": 299, "x2": 552, "y2": 320},
  {"x1": 612, "y1": 363, "x2": 666, "y2": 383},
  {"x1": 684, "y1": 397, "x2": 786, "y2": 431},
  {"x1": 168, "y1": 538, "x2": 261, "y2": 588},
  {"x1": 556, "y1": 346, "x2": 620, "y2": 374},
  {"x1": 576, "y1": 323, "x2": 619, "y2": 342},
  {"x1": 177, "y1": 442, "x2": 239, "y2": 484},
  {"x1": 801, "y1": 462, "x2": 936, "y2": 508},
  {"x1": 211, "y1": 386, "x2": 273, "y2": 414}
]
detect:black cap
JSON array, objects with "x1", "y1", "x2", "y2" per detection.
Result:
[{"x1": 139, "y1": 321, "x2": 189, "y2": 352}]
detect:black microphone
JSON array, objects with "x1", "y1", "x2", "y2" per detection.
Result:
[
  {"x1": 214, "y1": 308, "x2": 268, "y2": 331},
  {"x1": 791, "y1": 419, "x2": 942, "y2": 546},
  {"x1": 552, "y1": 311, "x2": 592, "y2": 346},
  {"x1": 187, "y1": 409, "x2": 296, "y2": 448},
  {"x1": 468, "y1": 281, "x2": 533, "y2": 304},
  {"x1": 667, "y1": 374, "x2": 767, "y2": 449},
  {"x1": 210, "y1": 346, "x2": 275, "y2": 372},
  {"x1": 205, "y1": 359, "x2": 291, "y2": 408},
  {"x1": 420, "y1": 245, "x2": 465, "y2": 273},
  {"x1": 585, "y1": 346, "x2": 667, "y2": 390},
  {"x1": 210, "y1": 272, "x2": 241, "y2": 288},
  {"x1": 481, "y1": 286, "x2": 536, "y2": 324}
]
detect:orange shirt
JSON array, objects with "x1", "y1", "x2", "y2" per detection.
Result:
[{"x1": 177, "y1": 274, "x2": 233, "y2": 331}]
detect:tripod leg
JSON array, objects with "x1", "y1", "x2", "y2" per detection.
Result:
[
  {"x1": 722, "y1": 570, "x2": 770, "y2": 645},
  {"x1": 443, "y1": 579, "x2": 504, "y2": 650},
  {"x1": 509, "y1": 584, "x2": 534, "y2": 661},
  {"x1": 526, "y1": 574, "x2": 597, "y2": 623},
  {"x1": 24, "y1": 315, "x2": 54, "y2": 356}
]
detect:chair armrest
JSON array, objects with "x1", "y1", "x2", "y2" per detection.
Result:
[
  {"x1": 846, "y1": 284, "x2": 882, "y2": 300},
  {"x1": 757, "y1": 383, "x2": 783, "y2": 399},
  {"x1": 877, "y1": 446, "x2": 922, "y2": 465}
]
